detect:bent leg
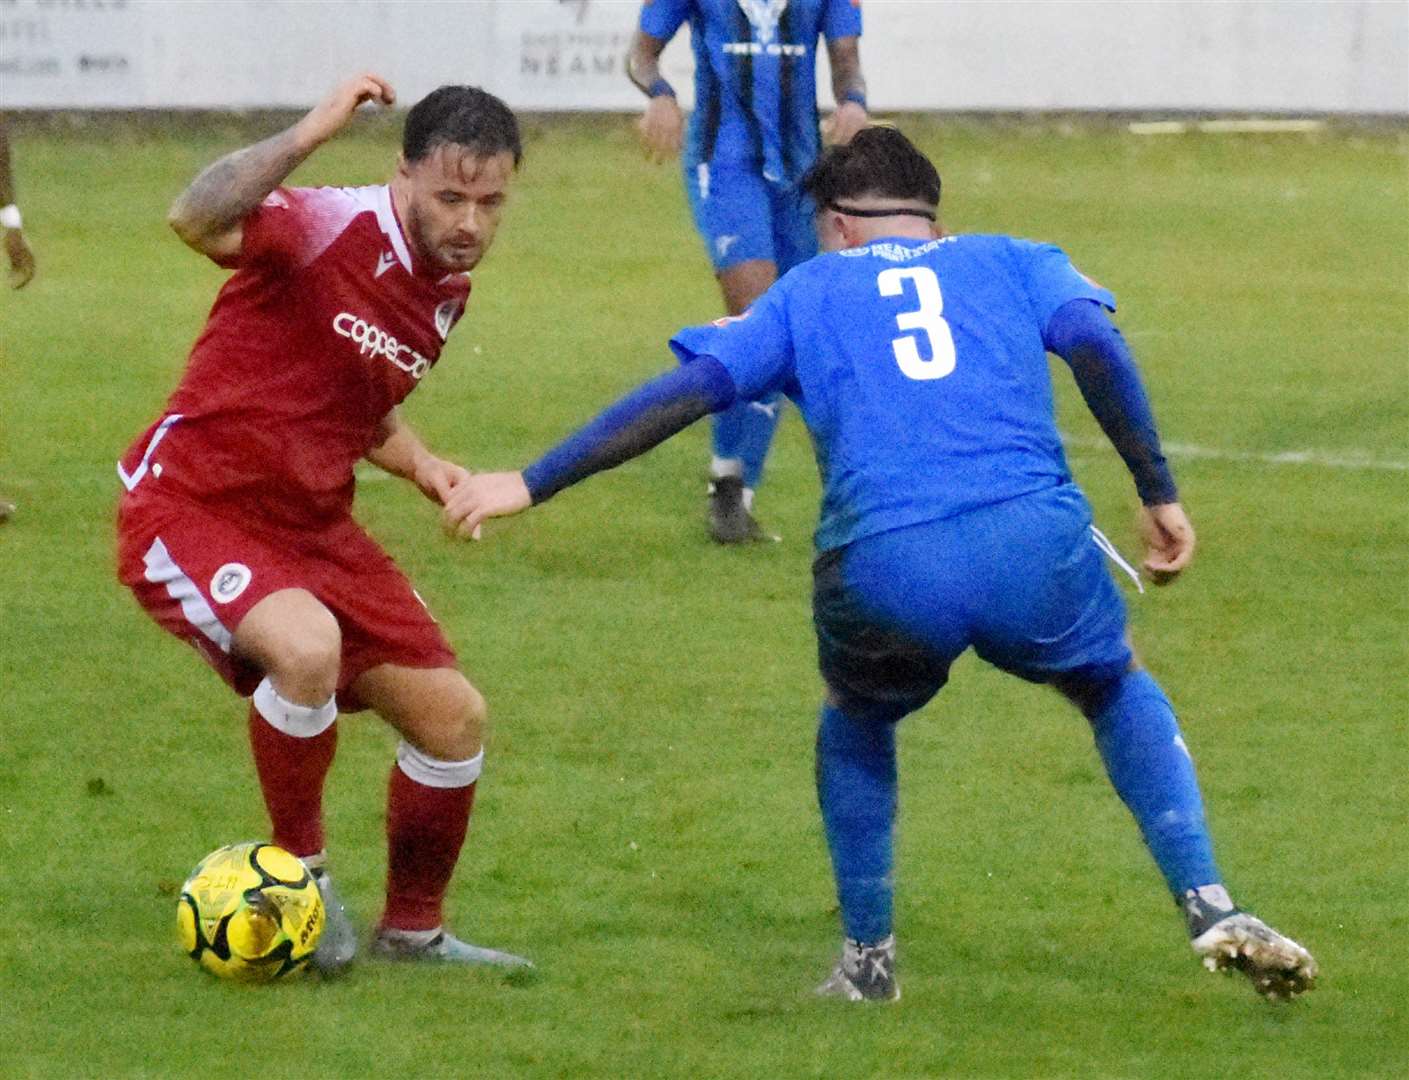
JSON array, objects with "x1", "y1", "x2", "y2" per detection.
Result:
[
  {"x1": 816, "y1": 698, "x2": 900, "y2": 945},
  {"x1": 354, "y1": 663, "x2": 485, "y2": 932},
  {"x1": 233, "y1": 588, "x2": 342, "y2": 859},
  {"x1": 712, "y1": 259, "x2": 782, "y2": 493},
  {"x1": 812, "y1": 534, "x2": 953, "y2": 949},
  {"x1": 1060, "y1": 666, "x2": 1221, "y2": 899}
]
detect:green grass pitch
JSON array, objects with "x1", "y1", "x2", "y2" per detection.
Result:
[{"x1": 1, "y1": 114, "x2": 1405, "y2": 1078}]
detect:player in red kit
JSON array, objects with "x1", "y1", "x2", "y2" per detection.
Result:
[{"x1": 116, "y1": 74, "x2": 529, "y2": 972}]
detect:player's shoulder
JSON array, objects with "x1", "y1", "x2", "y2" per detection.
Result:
[
  {"x1": 969, "y1": 232, "x2": 1073, "y2": 262},
  {"x1": 270, "y1": 184, "x2": 373, "y2": 218}
]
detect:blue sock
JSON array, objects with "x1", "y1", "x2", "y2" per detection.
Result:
[
  {"x1": 816, "y1": 702, "x2": 897, "y2": 943},
  {"x1": 711, "y1": 393, "x2": 782, "y2": 490},
  {"x1": 1089, "y1": 670, "x2": 1221, "y2": 898}
]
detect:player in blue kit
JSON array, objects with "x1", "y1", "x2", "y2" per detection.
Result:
[
  {"x1": 628, "y1": 0, "x2": 868, "y2": 542},
  {"x1": 442, "y1": 128, "x2": 1317, "y2": 1003}
]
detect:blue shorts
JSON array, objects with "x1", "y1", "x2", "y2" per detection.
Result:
[
  {"x1": 812, "y1": 485, "x2": 1133, "y2": 720},
  {"x1": 684, "y1": 160, "x2": 818, "y2": 274}
]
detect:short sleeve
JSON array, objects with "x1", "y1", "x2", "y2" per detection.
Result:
[
  {"x1": 1010, "y1": 239, "x2": 1116, "y2": 329},
  {"x1": 639, "y1": 0, "x2": 691, "y2": 40},
  {"x1": 214, "y1": 188, "x2": 309, "y2": 270},
  {"x1": 823, "y1": 0, "x2": 863, "y2": 40},
  {"x1": 218, "y1": 186, "x2": 365, "y2": 272},
  {"x1": 669, "y1": 284, "x2": 796, "y2": 402}
]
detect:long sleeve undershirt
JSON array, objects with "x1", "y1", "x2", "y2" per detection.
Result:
[
  {"x1": 1044, "y1": 298, "x2": 1178, "y2": 505},
  {"x1": 523, "y1": 357, "x2": 736, "y2": 504},
  {"x1": 522, "y1": 299, "x2": 1177, "y2": 508}
]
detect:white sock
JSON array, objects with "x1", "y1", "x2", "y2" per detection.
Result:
[
  {"x1": 709, "y1": 456, "x2": 744, "y2": 481},
  {"x1": 252, "y1": 677, "x2": 336, "y2": 738},
  {"x1": 395, "y1": 742, "x2": 483, "y2": 789},
  {"x1": 380, "y1": 925, "x2": 440, "y2": 945}
]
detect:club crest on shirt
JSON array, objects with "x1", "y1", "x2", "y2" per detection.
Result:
[
  {"x1": 737, "y1": 0, "x2": 788, "y2": 45},
  {"x1": 434, "y1": 300, "x2": 460, "y2": 342},
  {"x1": 210, "y1": 563, "x2": 252, "y2": 604}
]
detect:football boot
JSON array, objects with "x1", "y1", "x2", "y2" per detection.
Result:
[
  {"x1": 815, "y1": 935, "x2": 900, "y2": 1002},
  {"x1": 1184, "y1": 885, "x2": 1317, "y2": 1001}
]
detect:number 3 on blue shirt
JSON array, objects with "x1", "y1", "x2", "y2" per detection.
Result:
[{"x1": 878, "y1": 267, "x2": 956, "y2": 380}]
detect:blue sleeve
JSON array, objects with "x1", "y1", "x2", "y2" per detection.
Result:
[
  {"x1": 1045, "y1": 299, "x2": 1178, "y2": 506},
  {"x1": 522, "y1": 356, "x2": 735, "y2": 504},
  {"x1": 824, "y1": 0, "x2": 863, "y2": 39},
  {"x1": 640, "y1": 0, "x2": 691, "y2": 39},
  {"x1": 668, "y1": 283, "x2": 797, "y2": 402},
  {"x1": 1010, "y1": 239, "x2": 1116, "y2": 331}
]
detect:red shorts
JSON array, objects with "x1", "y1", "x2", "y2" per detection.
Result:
[{"x1": 116, "y1": 488, "x2": 457, "y2": 710}]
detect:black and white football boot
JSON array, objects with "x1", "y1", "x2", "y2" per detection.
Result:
[
  {"x1": 815, "y1": 935, "x2": 900, "y2": 1002},
  {"x1": 1183, "y1": 884, "x2": 1317, "y2": 1001},
  {"x1": 707, "y1": 475, "x2": 778, "y2": 545}
]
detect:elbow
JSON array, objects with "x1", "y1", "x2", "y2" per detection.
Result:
[{"x1": 166, "y1": 199, "x2": 201, "y2": 247}]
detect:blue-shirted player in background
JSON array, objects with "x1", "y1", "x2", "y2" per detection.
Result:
[
  {"x1": 628, "y1": 0, "x2": 869, "y2": 542},
  {"x1": 443, "y1": 128, "x2": 1317, "y2": 1004}
]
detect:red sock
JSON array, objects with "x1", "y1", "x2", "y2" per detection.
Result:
[
  {"x1": 381, "y1": 762, "x2": 476, "y2": 931},
  {"x1": 247, "y1": 703, "x2": 337, "y2": 858}
]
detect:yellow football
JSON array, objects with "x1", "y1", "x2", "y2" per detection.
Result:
[{"x1": 177, "y1": 842, "x2": 324, "y2": 982}]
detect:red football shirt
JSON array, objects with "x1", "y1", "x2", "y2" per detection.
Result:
[{"x1": 118, "y1": 185, "x2": 470, "y2": 529}]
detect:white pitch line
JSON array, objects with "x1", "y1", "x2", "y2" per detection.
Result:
[{"x1": 1062, "y1": 434, "x2": 1409, "y2": 473}]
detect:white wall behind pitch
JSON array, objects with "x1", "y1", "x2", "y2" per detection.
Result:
[{"x1": 0, "y1": 0, "x2": 1404, "y2": 114}]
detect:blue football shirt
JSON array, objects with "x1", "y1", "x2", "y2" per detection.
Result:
[
  {"x1": 641, "y1": 0, "x2": 863, "y2": 183},
  {"x1": 669, "y1": 234, "x2": 1117, "y2": 550}
]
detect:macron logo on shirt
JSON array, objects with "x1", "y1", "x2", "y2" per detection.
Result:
[{"x1": 374, "y1": 250, "x2": 398, "y2": 279}]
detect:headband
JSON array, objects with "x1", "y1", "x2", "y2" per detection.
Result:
[{"x1": 827, "y1": 202, "x2": 937, "y2": 221}]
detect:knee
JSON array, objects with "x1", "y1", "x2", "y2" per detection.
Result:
[
  {"x1": 1055, "y1": 663, "x2": 1133, "y2": 721},
  {"x1": 280, "y1": 625, "x2": 343, "y2": 692},
  {"x1": 235, "y1": 590, "x2": 342, "y2": 704},
  {"x1": 269, "y1": 617, "x2": 341, "y2": 704},
  {"x1": 421, "y1": 674, "x2": 486, "y2": 762}
]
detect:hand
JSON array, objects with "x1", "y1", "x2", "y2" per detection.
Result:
[
  {"x1": 637, "y1": 96, "x2": 684, "y2": 163},
  {"x1": 411, "y1": 454, "x2": 472, "y2": 505},
  {"x1": 1140, "y1": 502, "x2": 1195, "y2": 585},
  {"x1": 5, "y1": 229, "x2": 35, "y2": 289},
  {"x1": 441, "y1": 471, "x2": 532, "y2": 541},
  {"x1": 295, "y1": 73, "x2": 396, "y2": 148},
  {"x1": 824, "y1": 101, "x2": 868, "y2": 146}
]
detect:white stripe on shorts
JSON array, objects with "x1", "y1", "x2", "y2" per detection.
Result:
[
  {"x1": 1090, "y1": 525, "x2": 1145, "y2": 594},
  {"x1": 117, "y1": 413, "x2": 183, "y2": 492},
  {"x1": 142, "y1": 536, "x2": 233, "y2": 653}
]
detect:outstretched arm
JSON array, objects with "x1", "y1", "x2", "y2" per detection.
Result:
[
  {"x1": 1045, "y1": 298, "x2": 1194, "y2": 582},
  {"x1": 627, "y1": 29, "x2": 684, "y2": 163},
  {"x1": 167, "y1": 72, "x2": 394, "y2": 263},
  {"x1": 442, "y1": 357, "x2": 736, "y2": 540},
  {"x1": 824, "y1": 36, "x2": 869, "y2": 145}
]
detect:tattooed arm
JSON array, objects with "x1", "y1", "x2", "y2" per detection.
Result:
[
  {"x1": 824, "y1": 36, "x2": 869, "y2": 146},
  {"x1": 167, "y1": 72, "x2": 395, "y2": 263}
]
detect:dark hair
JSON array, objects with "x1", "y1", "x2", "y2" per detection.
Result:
[
  {"x1": 801, "y1": 127, "x2": 940, "y2": 209},
  {"x1": 403, "y1": 85, "x2": 523, "y2": 166}
]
